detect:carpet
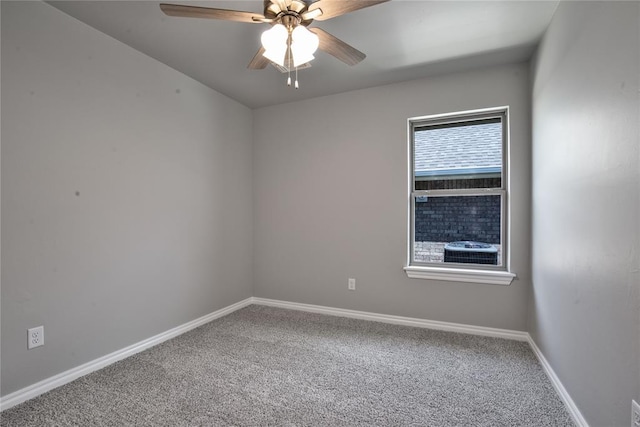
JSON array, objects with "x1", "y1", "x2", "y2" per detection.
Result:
[{"x1": 1, "y1": 305, "x2": 573, "y2": 426}]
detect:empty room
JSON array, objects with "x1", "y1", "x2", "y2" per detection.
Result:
[{"x1": 1, "y1": 1, "x2": 638, "y2": 426}]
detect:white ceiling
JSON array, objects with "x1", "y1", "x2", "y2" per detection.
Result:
[{"x1": 48, "y1": 1, "x2": 559, "y2": 108}]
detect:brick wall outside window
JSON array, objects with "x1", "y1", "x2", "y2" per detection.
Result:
[{"x1": 415, "y1": 195, "x2": 501, "y2": 244}]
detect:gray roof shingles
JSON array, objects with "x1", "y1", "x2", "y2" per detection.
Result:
[{"x1": 414, "y1": 122, "x2": 502, "y2": 173}]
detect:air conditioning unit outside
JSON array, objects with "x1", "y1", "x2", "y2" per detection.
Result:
[{"x1": 444, "y1": 241, "x2": 498, "y2": 265}]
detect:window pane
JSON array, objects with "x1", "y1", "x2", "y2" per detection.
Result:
[
  {"x1": 414, "y1": 118, "x2": 502, "y2": 190},
  {"x1": 413, "y1": 195, "x2": 502, "y2": 266}
]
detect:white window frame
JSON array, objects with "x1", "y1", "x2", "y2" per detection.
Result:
[{"x1": 404, "y1": 107, "x2": 516, "y2": 285}]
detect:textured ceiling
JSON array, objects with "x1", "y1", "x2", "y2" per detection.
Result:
[{"x1": 48, "y1": 1, "x2": 559, "y2": 108}]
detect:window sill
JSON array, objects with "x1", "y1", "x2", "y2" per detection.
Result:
[{"x1": 404, "y1": 265, "x2": 516, "y2": 285}]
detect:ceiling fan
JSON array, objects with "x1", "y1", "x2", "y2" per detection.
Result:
[{"x1": 159, "y1": 0, "x2": 389, "y2": 76}]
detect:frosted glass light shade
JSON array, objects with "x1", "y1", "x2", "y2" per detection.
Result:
[
  {"x1": 261, "y1": 24, "x2": 288, "y2": 66},
  {"x1": 291, "y1": 26, "x2": 319, "y2": 67},
  {"x1": 261, "y1": 24, "x2": 319, "y2": 68}
]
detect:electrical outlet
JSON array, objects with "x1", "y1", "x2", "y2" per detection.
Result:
[
  {"x1": 348, "y1": 278, "x2": 356, "y2": 291},
  {"x1": 632, "y1": 399, "x2": 640, "y2": 427},
  {"x1": 27, "y1": 326, "x2": 44, "y2": 349}
]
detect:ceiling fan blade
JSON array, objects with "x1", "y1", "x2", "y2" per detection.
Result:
[
  {"x1": 264, "y1": 0, "x2": 280, "y2": 18},
  {"x1": 309, "y1": 27, "x2": 365, "y2": 66},
  {"x1": 248, "y1": 47, "x2": 270, "y2": 70},
  {"x1": 270, "y1": 0, "x2": 292, "y2": 13},
  {"x1": 300, "y1": 8, "x2": 323, "y2": 21},
  {"x1": 160, "y1": 4, "x2": 265, "y2": 23},
  {"x1": 306, "y1": 0, "x2": 389, "y2": 21}
]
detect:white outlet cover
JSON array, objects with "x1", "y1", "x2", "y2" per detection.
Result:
[{"x1": 28, "y1": 326, "x2": 44, "y2": 349}]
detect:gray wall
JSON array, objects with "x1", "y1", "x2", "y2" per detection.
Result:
[
  {"x1": 1, "y1": 1, "x2": 253, "y2": 396},
  {"x1": 529, "y1": 2, "x2": 640, "y2": 426},
  {"x1": 9, "y1": 4, "x2": 637, "y2": 422},
  {"x1": 253, "y1": 63, "x2": 531, "y2": 331}
]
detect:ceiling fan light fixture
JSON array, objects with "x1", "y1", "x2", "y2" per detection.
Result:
[{"x1": 261, "y1": 23, "x2": 288, "y2": 66}]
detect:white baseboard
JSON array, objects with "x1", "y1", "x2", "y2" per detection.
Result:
[
  {"x1": 527, "y1": 336, "x2": 589, "y2": 427},
  {"x1": 2, "y1": 295, "x2": 588, "y2": 427},
  {"x1": 251, "y1": 297, "x2": 530, "y2": 341},
  {"x1": 0, "y1": 297, "x2": 253, "y2": 412}
]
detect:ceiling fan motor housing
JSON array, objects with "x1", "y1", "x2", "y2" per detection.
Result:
[
  {"x1": 281, "y1": 14, "x2": 301, "y2": 30},
  {"x1": 264, "y1": 0, "x2": 315, "y2": 26}
]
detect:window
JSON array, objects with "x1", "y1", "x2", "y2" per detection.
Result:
[{"x1": 404, "y1": 108, "x2": 515, "y2": 285}]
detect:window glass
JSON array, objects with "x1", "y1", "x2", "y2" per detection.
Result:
[
  {"x1": 413, "y1": 194, "x2": 502, "y2": 265},
  {"x1": 410, "y1": 110, "x2": 507, "y2": 269}
]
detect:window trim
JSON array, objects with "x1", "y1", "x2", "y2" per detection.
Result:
[
  {"x1": 405, "y1": 107, "x2": 515, "y2": 285},
  {"x1": 403, "y1": 265, "x2": 515, "y2": 285}
]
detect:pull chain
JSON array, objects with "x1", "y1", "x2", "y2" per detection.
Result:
[
  {"x1": 284, "y1": 28, "x2": 300, "y2": 89},
  {"x1": 287, "y1": 40, "x2": 292, "y2": 86}
]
